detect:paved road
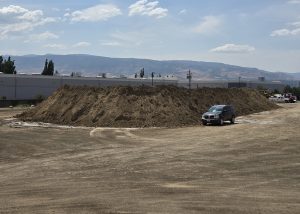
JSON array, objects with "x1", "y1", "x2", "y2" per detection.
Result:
[{"x1": 0, "y1": 104, "x2": 299, "y2": 213}]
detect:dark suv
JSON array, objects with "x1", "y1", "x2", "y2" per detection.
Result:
[{"x1": 202, "y1": 105, "x2": 236, "y2": 125}]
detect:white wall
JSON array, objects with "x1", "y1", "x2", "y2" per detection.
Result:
[{"x1": 0, "y1": 75, "x2": 177, "y2": 100}]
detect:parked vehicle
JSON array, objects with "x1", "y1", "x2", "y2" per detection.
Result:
[
  {"x1": 269, "y1": 94, "x2": 285, "y2": 103},
  {"x1": 284, "y1": 93, "x2": 297, "y2": 103},
  {"x1": 202, "y1": 105, "x2": 236, "y2": 126},
  {"x1": 269, "y1": 93, "x2": 297, "y2": 103}
]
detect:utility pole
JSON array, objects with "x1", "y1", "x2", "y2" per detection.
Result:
[
  {"x1": 14, "y1": 73, "x2": 17, "y2": 100},
  {"x1": 187, "y1": 70, "x2": 192, "y2": 90},
  {"x1": 238, "y1": 76, "x2": 241, "y2": 88},
  {"x1": 151, "y1": 72, "x2": 155, "y2": 86}
]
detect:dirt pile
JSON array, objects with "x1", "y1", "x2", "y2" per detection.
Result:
[{"x1": 18, "y1": 85, "x2": 279, "y2": 127}]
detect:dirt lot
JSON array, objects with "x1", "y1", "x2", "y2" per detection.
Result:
[{"x1": 0, "y1": 104, "x2": 299, "y2": 213}]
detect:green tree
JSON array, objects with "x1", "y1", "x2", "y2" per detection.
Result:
[
  {"x1": 140, "y1": 68, "x2": 145, "y2": 78},
  {"x1": 0, "y1": 56, "x2": 3, "y2": 73},
  {"x1": 41, "y1": 59, "x2": 54, "y2": 76},
  {"x1": 3, "y1": 56, "x2": 17, "y2": 74},
  {"x1": 41, "y1": 59, "x2": 48, "y2": 75},
  {"x1": 283, "y1": 85, "x2": 292, "y2": 93},
  {"x1": 291, "y1": 87, "x2": 300, "y2": 99},
  {"x1": 47, "y1": 60, "x2": 54, "y2": 76}
]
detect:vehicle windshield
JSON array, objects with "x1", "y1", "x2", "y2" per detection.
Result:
[{"x1": 208, "y1": 106, "x2": 223, "y2": 113}]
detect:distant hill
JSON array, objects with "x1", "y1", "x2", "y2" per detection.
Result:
[{"x1": 8, "y1": 54, "x2": 300, "y2": 81}]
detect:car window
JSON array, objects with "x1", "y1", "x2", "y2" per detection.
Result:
[{"x1": 208, "y1": 106, "x2": 223, "y2": 113}]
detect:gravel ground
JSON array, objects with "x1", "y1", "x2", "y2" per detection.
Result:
[{"x1": 0, "y1": 103, "x2": 299, "y2": 213}]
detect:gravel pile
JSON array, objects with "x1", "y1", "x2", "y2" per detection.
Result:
[{"x1": 18, "y1": 85, "x2": 279, "y2": 127}]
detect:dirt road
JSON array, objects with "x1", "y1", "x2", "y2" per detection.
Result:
[{"x1": 0, "y1": 104, "x2": 299, "y2": 213}]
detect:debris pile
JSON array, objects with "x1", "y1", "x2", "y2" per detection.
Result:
[{"x1": 18, "y1": 85, "x2": 279, "y2": 127}]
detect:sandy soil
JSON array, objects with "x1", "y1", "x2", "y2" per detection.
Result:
[
  {"x1": 0, "y1": 104, "x2": 299, "y2": 213},
  {"x1": 18, "y1": 86, "x2": 278, "y2": 128}
]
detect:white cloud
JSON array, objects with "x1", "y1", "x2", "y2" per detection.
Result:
[
  {"x1": 17, "y1": 10, "x2": 43, "y2": 22},
  {"x1": 290, "y1": 21, "x2": 300, "y2": 27},
  {"x1": 43, "y1": 42, "x2": 91, "y2": 50},
  {"x1": 101, "y1": 41, "x2": 122, "y2": 46},
  {"x1": 27, "y1": 31, "x2": 59, "y2": 42},
  {"x1": 0, "y1": 5, "x2": 58, "y2": 39},
  {"x1": 0, "y1": 18, "x2": 56, "y2": 38},
  {"x1": 110, "y1": 31, "x2": 147, "y2": 46},
  {"x1": 271, "y1": 18, "x2": 300, "y2": 37},
  {"x1": 211, "y1": 44, "x2": 255, "y2": 53},
  {"x1": 179, "y1": 9, "x2": 187, "y2": 15},
  {"x1": 194, "y1": 16, "x2": 221, "y2": 34},
  {"x1": 0, "y1": 5, "x2": 28, "y2": 15},
  {"x1": 287, "y1": 0, "x2": 300, "y2": 4},
  {"x1": 69, "y1": 4, "x2": 122, "y2": 22},
  {"x1": 72, "y1": 42, "x2": 91, "y2": 48},
  {"x1": 271, "y1": 29, "x2": 290, "y2": 36},
  {"x1": 129, "y1": 0, "x2": 168, "y2": 19},
  {"x1": 52, "y1": 8, "x2": 60, "y2": 12},
  {"x1": 271, "y1": 27, "x2": 300, "y2": 36},
  {"x1": 44, "y1": 44, "x2": 66, "y2": 49}
]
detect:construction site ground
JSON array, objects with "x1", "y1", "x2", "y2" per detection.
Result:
[{"x1": 0, "y1": 103, "x2": 299, "y2": 214}]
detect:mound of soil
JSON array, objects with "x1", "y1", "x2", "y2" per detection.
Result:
[{"x1": 18, "y1": 85, "x2": 279, "y2": 128}]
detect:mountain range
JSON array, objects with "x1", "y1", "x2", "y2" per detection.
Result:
[{"x1": 8, "y1": 54, "x2": 300, "y2": 81}]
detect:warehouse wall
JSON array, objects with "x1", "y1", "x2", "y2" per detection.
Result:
[
  {"x1": 246, "y1": 82, "x2": 285, "y2": 92},
  {"x1": 0, "y1": 74, "x2": 286, "y2": 101},
  {"x1": 0, "y1": 75, "x2": 177, "y2": 100}
]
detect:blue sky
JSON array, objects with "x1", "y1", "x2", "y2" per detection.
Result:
[{"x1": 0, "y1": 0, "x2": 300, "y2": 73}]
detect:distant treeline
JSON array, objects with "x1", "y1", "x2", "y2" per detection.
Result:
[
  {"x1": 41, "y1": 59, "x2": 56, "y2": 76},
  {"x1": 0, "y1": 56, "x2": 17, "y2": 74},
  {"x1": 0, "y1": 56, "x2": 57, "y2": 76},
  {"x1": 284, "y1": 85, "x2": 300, "y2": 99}
]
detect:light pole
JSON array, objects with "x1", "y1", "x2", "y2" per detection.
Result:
[
  {"x1": 187, "y1": 70, "x2": 192, "y2": 90},
  {"x1": 14, "y1": 73, "x2": 17, "y2": 100},
  {"x1": 151, "y1": 72, "x2": 155, "y2": 86}
]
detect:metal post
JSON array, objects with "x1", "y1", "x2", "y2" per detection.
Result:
[
  {"x1": 151, "y1": 72, "x2": 155, "y2": 86},
  {"x1": 14, "y1": 73, "x2": 17, "y2": 100},
  {"x1": 187, "y1": 70, "x2": 192, "y2": 90}
]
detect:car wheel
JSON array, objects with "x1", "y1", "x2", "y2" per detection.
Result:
[
  {"x1": 231, "y1": 116, "x2": 235, "y2": 124},
  {"x1": 202, "y1": 121, "x2": 207, "y2": 126},
  {"x1": 219, "y1": 118, "x2": 224, "y2": 126}
]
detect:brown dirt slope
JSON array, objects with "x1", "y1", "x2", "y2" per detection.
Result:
[{"x1": 18, "y1": 85, "x2": 279, "y2": 127}]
